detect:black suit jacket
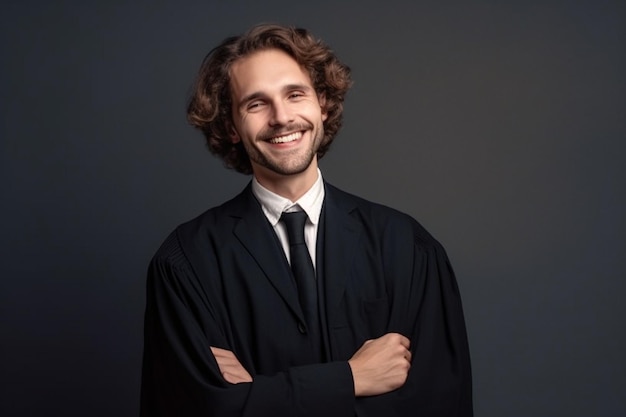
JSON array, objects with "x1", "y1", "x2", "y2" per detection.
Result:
[{"x1": 141, "y1": 182, "x2": 473, "y2": 416}]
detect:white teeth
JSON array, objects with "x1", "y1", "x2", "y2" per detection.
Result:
[{"x1": 268, "y1": 132, "x2": 302, "y2": 144}]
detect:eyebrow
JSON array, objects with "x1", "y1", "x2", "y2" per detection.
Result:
[{"x1": 237, "y1": 83, "x2": 314, "y2": 109}]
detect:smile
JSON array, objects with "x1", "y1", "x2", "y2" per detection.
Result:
[{"x1": 267, "y1": 131, "x2": 303, "y2": 144}]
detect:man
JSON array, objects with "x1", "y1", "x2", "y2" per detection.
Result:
[{"x1": 141, "y1": 24, "x2": 473, "y2": 416}]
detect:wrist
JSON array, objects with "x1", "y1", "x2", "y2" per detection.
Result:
[{"x1": 348, "y1": 359, "x2": 366, "y2": 397}]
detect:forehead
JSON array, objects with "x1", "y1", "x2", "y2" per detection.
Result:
[{"x1": 229, "y1": 48, "x2": 314, "y2": 100}]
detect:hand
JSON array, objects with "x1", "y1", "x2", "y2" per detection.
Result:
[
  {"x1": 210, "y1": 347, "x2": 253, "y2": 384},
  {"x1": 348, "y1": 333, "x2": 411, "y2": 397}
]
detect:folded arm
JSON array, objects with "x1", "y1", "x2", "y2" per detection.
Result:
[{"x1": 212, "y1": 332, "x2": 412, "y2": 396}]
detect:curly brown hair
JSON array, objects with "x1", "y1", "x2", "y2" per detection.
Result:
[{"x1": 186, "y1": 24, "x2": 352, "y2": 174}]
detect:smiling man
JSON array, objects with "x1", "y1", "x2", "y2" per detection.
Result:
[{"x1": 141, "y1": 24, "x2": 473, "y2": 417}]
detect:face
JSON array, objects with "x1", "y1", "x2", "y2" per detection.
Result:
[{"x1": 228, "y1": 48, "x2": 327, "y2": 182}]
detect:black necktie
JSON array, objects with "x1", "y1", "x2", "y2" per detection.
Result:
[{"x1": 281, "y1": 211, "x2": 318, "y2": 334}]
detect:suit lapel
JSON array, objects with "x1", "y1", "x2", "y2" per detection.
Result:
[
  {"x1": 231, "y1": 186, "x2": 304, "y2": 322},
  {"x1": 322, "y1": 184, "x2": 362, "y2": 318}
]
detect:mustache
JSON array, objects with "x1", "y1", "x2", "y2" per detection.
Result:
[{"x1": 257, "y1": 122, "x2": 313, "y2": 141}]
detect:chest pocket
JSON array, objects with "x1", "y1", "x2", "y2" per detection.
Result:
[{"x1": 328, "y1": 295, "x2": 390, "y2": 359}]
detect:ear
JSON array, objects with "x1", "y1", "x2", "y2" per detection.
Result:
[
  {"x1": 318, "y1": 93, "x2": 328, "y2": 122},
  {"x1": 227, "y1": 122, "x2": 240, "y2": 143}
]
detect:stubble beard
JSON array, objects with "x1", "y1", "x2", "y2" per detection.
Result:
[{"x1": 246, "y1": 123, "x2": 324, "y2": 176}]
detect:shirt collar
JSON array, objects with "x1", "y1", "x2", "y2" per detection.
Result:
[{"x1": 252, "y1": 169, "x2": 325, "y2": 227}]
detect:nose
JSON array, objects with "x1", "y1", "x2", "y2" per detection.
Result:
[{"x1": 269, "y1": 101, "x2": 293, "y2": 126}]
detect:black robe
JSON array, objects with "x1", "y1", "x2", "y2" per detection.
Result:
[{"x1": 141, "y1": 183, "x2": 473, "y2": 416}]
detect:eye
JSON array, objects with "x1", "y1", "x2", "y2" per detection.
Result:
[
  {"x1": 288, "y1": 91, "x2": 305, "y2": 100},
  {"x1": 246, "y1": 101, "x2": 265, "y2": 112}
]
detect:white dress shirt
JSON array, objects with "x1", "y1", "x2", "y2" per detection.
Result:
[{"x1": 251, "y1": 169, "x2": 325, "y2": 269}]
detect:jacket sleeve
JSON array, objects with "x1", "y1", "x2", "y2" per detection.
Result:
[
  {"x1": 354, "y1": 226, "x2": 473, "y2": 416},
  {"x1": 140, "y1": 232, "x2": 355, "y2": 417}
]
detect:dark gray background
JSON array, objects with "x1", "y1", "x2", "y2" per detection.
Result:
[{"x1": 2, "y1": 1, "x2": 624, "y2": 416}]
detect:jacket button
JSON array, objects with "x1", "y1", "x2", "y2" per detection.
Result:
[{"x1": 297, "y1": 322, "x2": 306, "y2": 334}]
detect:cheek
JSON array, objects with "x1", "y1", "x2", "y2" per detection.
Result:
[{"x1": 231, "y1": 116, "x2": 262, "y2": 143}]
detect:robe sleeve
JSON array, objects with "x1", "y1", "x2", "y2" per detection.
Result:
[
  {"x1": 140, "y1": 232, "x2": 355, "y2": 417},
  {"x1": 354, "y1": 223, "x2": 473, "y2": 416}
]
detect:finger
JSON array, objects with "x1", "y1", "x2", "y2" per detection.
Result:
[
  {"x1": 223, "y1": 370, "x2": 253, "y2": 384},
  {"x1": 211, "y1": 346, "x2": 234, "y2": 358},
  {"x1": 210, "y1": 347, "x2": 253, "y2": 384},
  {"x1": 383, "y1": 332, "x2": 410, "y2": 347},
  {"x1": 397, "y1": 335, "x2": 410, "y2": 349},
  {"x1": 223, "y1": 362, "x2": 253, "y2": 383},
  {"x1": 211, "y1": 347, "x2": 243, "y2": 367}
]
